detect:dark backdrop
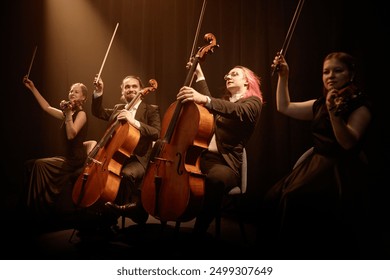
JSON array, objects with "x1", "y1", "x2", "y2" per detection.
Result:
[{"x1": 1, "y1": 0, "x2": 388, "y2": 223}]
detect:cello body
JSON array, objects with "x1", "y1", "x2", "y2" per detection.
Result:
[
  {"x1": 141, "y1": 33, "x2": 218, "y2": 222},
  {"x1": 141, "y1": 101, "x2": 214, "y2": 221},
  {"x1": 72, "y1": 80, "x2": 158, "y2": 208},
  {"x1": 72, "y1": 121, "x2": 140, "y2": 208}
]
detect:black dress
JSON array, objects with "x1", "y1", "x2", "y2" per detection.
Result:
[
  {"x1": 25, "y1": 109, "x2": 88, "y2": 218},
  {"x1": 261, "y1": 92, "x2": 371, "y2": 259}
]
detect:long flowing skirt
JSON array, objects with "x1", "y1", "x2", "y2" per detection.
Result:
[
  {"x1": 25, "y1": 156, "x2": 80, "y2": 218},
  {"x1": 260, "y1": 151, "x2": 370, "y2": 259}
]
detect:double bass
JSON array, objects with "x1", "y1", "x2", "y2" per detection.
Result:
[
  {"x1": 72, "y1": 80, "x2": 158, "y2": 208},
  {"x1": 141, "y1": 33, "x2": 218, "y2": 222}
]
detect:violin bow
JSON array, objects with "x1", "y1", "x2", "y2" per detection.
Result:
[
  {"x1": 96, "y1": 22, "x2": 119, "y2": 82},
  {"x1": 26, "y1": 45, "x2": 37, "y2": 79},
  {"x1": 272, "y1": 0, "x2": 305, "y2": 76},
  {"x1": 187, "y1": 0, "x2": 207, "y2": 86}
]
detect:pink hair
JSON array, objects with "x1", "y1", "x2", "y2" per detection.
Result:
[{"x1": 234, "y1": 66, "x2": 263, "y2": 103}]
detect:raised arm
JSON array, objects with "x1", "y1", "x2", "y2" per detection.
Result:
[
  {"x1": 23, "y1": 76, "x2": 64, "y2": 120},
  {"x1": 273, "y1": 54, "x2": 315, "y2": 120}
]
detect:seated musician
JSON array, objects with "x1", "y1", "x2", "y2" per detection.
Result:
[
  {"x1": 83, "y1": 75, "x2": 161, "y2": 237},
  {"x1": 23, "y1": 76, "x2": 88, "y2": 224},
  {"x1": 176, "y1": 64, "x2": 263, "y2": 237}
]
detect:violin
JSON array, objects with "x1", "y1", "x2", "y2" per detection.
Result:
[
  {"x1": 60, "y1": 100, "x2": 72, "y2": 110},
  {"x1": 330, "y1": 83, "x2": 363, "y2": 116}
]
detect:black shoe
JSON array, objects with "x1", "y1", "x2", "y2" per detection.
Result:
[
  {"x1": 105, "y1": 201, "x2": 137, "y2": 218},
  {"x1": 131, "y1": 204, "x2": 149, "y2": 225},
  {"x1": 105, "y1": 201, "x2": 148, "y2": 224}
]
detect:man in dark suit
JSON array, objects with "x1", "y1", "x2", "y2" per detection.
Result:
[{"x1": 92, "y1": 75, "x2": 161, "y2": 225}]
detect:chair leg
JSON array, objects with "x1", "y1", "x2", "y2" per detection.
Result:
[
  {"x1": 68, "y1": 228, "x2": 77, "y2": 243},
  {"x1": 215, "y1": 212, "x2": 221, "y2": 239},
  {"x1": 237, "y1": 218, "x2": 247, "y2": 242},
  {"x1": 216, "y1": 196, "x2": 247, "y2": 242},
  {"x1": 175, "y1": 221, "x2": 181, "y2": 233},
  {"x1": 160, "y1": 220, "x2": 167, "y2": 232},
  {"x1": 236, "y1": 198, "x2": 247, "y2": 242},
  {"x1": 121, "y1": 215, "x2": 126, "y2": 229}
]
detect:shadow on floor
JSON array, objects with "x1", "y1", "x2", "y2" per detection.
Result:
[{"x1": 0, "y1": 209, "x2": 258, "y2": 260}]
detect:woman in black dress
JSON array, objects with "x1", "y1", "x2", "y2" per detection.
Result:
[
  {"x1": 261, "y1": 52, "x2": 372, "y2": 259},
  {"x1": 23, "y1": 76, "x2": 88, "y2": 222}
]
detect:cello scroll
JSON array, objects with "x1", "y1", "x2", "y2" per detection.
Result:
[
  {"x1": 186, "y1": 33, "x2": 219, "y2": 86},
  {"x1": 196, "y1": 33, "x2": 219, "y2": 62}
]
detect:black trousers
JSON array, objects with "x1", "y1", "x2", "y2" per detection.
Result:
[
  {"x1": 194, "y1": 151, "x2": 239, "y2": 233},
  {"x1": 116, "y1": 156, "x2": 145, "y2": 205}
]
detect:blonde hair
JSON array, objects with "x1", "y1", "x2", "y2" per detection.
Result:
[{"x1": 71, "y1": 82, "x2": 88, "y2": 103}]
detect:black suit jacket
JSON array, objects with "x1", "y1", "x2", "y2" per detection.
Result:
[
  {"x1": 92, "y1": 94, "x2": 161, "y2": 168},
  {"x1": 196, "y1": 79, "x2": 262, "y2": 174}
]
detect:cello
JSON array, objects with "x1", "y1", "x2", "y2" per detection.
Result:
[
  {"x1": 141, "y1": 33, "x2": 218, "y2": 222},
  {"x1": 72, "y1": 79, "x2": 158, "y2": 208}
]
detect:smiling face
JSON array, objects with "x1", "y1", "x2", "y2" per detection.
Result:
[
  {"x1": 322, "y1": 58, "x2": 353, "y2": 91},
  {"x1": 224, "y1": 67, "x2": 248, "y2": 94},
  {"x1": 120, "y1": 77, "x2": 142, "y2": 103},
  {"x1": 68, "y1": 83, "x2": 87, "y2": 107}
]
